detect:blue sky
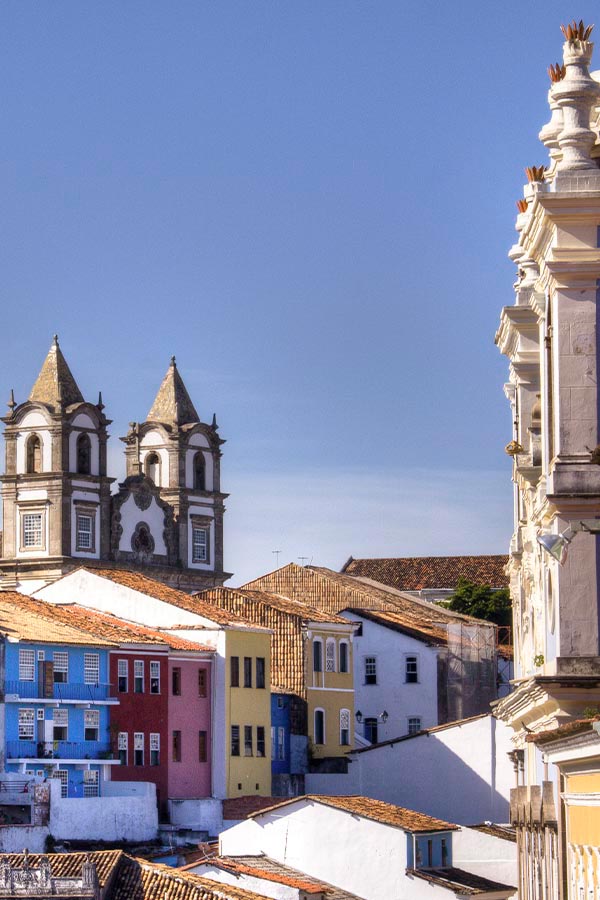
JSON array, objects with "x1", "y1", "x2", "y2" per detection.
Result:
[{"x1": 0, "y1": 1, "x2": 592, "y2": 583}]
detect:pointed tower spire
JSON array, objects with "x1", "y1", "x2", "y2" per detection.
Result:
[
  {"x1": 147, "y1": 357, "x2": 200, "y2": 426},
  {"x1": 29, "y1": 335, "x2": 84, "y2": 408}
]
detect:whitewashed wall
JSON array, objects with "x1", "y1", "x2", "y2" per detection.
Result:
[
  {"x1": 49, "y1": 779, "x2": 158, "y2": 842},
  {"x1": 453, "y1": 827, "x2": 518, "y2": 892},
  {"x1": 342, "y1": 612, "x2": 440, "y2": 741},
  {"x1": 168, "y1": 798, "x2": 223, "y2": 834},
  {"x1": 188, "y1": 865, "x2": 301, "y2": 900},
  {"x1": 219, "y1": 800, "x2": 407, "y2": 900},
  {"x1": 0, "y1": 825, "x2": 49, "y2": 853},
  {"x1": 306, "y1": 714, "x2": 513, "y2": 825},
  {"x1": 118, "y1": 494, "x2": 168, "y2": 556}
]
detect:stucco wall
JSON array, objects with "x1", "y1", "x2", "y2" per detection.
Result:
[
  {"x1": 220, "y1": 800, "x2": 407, "y2": 900},
  {"x1": 452, "y1": 827, "x2": 518, "y2": 891},
  {"x1": 168, "y1": 797, "x2": 222, "y2": 834},
  {"x1": 307, "y1": 715, "x2": 513, "y2": 825},
  {"x1": 342, "y1": 612, "x2": 439, "y2": 741},
  {"x1": 0, "y1": 825, "x2": 49, "y2": 853},
  {"x1": 168, "y1": 658, "x2": 212, "y2": 798},
  {"x1": 49, "y1": 779, "x2": 158, "y2": 842}
]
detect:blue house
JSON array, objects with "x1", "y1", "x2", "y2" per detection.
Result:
[
  {"x1": 1, "y1": 593, "x2": 120, "y2": 798},
  {"x1": 271, "y1": 692, "x2": 291, "y2": 780}
]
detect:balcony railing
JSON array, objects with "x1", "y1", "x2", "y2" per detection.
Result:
[
  {"x1": 6, "y1": 740, "x2": 114, "y2": 761},
  {"x1": 4, "y1": 680, "x2": 112, "y2": 702}
]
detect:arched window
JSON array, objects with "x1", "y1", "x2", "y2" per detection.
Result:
[
  {"x1": 339, "y1": 709, "x2": 350, "y2": 746},
  {"x1": 193, "y1": 452, "x2": 206, "y2": 491},
  {"x1": 326, "y1": 638, "x2": 336, "y2": 672},
  {"x1": 26, "y1": 434, "x2": 42, "y2": 474},
  {"x1": 314, "y1": 709, "x2": 325, "y2": 745},
  {"x1": 76, "y1": 433, "x2": 91, "y2": 475},
  {"x1": 145, "y1": 452, "x2": 160, "y2": 485}
]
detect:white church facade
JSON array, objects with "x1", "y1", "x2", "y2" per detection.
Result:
[{"x1": 0, "y1": 336, "x2": 230, "y2": 592}]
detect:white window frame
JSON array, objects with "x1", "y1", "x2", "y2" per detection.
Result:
[
  {"x1": 118, "y1": 659, "x2": 128, "y2": 692},
  {"x1": 150, "y1": 661, "x2": 160, "y2": 694},
  {"x1": 365, "y1": 655, "x2": 377, "y2": 685},
  {"x1": 84, "y1": 709, "x2": 100, "y2": 741},
  {"x1": 20, "y1": 510, "x2": 45, "y2": 551},
  {"x1": 134, "y1": 732, "x2": 144, "y2": 766},
  {"x1": 53, "y1": 708, "x2": 68, "y2": 741},
  {"x1": 192, "y1": 525, "x2": 209, "y2": 563},
  {"x1": 150, "y1": 732, "x2": 160, "y2": 766},
  {"x1": 83, "y1": 770, "x2": 99, "y2": 798},
  {"x1": 339, "y1": 640, "x2": 349, "y2": 673},
  {"x1": 134, "y1": 659, "x2": 144, "y2": 693},
  {"x1": 325, "y1": 638, "x2": 336, "y2": 673},
  {"x1": 118, "y1": 732, "x2": 128, "y2": 765},
  {"x1": 18, "y1": 708, "x2": 35, "y2": 740},
  {"x1": 19, "y1": 649, "x2": 35, "y2": 682},
  {"x1": 277, "y1": 726, "x2": 285, "y2": 760},
  {"x1": 84, "y1": 653, "x2": 100, "y2": 685},
  {"x1": 313, "y1": 638, "x2": 323, "y2": 674},
  {"x1": 314, "y1": 708, "x2": 325, "y2": 746},
  {"x1": 53, "y1": 652, "x2": 69, "y2": 683},
  {"x1": 405, "y1": 654, "x2": 419, "y2": 684},
  {"x1": 53, "y1": 770, "x2": 68, "y2": 798},
  {"x1": 340, "y1": 708, "x2": 351, "y2": 746},
  {"x1": 407, "y1": 716, "x2": 422, "y2": 735},
  {"x1": 75, "y1": 510, "x2": 95, "y2": 553}
]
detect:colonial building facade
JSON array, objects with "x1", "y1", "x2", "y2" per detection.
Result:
[
  {"x1": 0, "y1": 338, "x2": 230, "y2": 592},
  {"x1": 495, "y1": 20, "x2": 600, "y2": 900}
]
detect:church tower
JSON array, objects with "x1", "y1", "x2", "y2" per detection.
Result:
[
  {"x1": 0, "y1": 336, "x2": 113, "y2": 590},
  {"x1": 114, "y1": 357, "x2": 229, "y2": 590}
]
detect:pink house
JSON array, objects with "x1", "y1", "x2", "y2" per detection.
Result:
[{"x1": 168, "y1": 656, "x2": 212, "y2": 799}]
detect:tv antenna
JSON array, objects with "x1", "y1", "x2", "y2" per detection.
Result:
[
  {"x1": 298, "y1": 556, "x2": 309, "y2": 566},
  {"x1": 272, "y1": 550, "x2": 281, "y2": 567}
]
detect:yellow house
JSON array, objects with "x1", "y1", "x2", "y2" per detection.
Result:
[
  {"x1": 200, "y1": 588, "x2": 356, "y2": 786},
  {"x1": 529, "y1": 717, "x2": 600, "y2": 899},
  {"x1": 224, "y1": 627, "x2": 272, "y2": 798}
]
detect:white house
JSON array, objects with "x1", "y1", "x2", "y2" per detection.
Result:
[
  {"x1": 305, "y1": 714, "x2": 514, "y2": 826},
  {"x1": 194, "y1": 794, "x2": 516, "y2": 900},
  {"x1": 341, "y1": 609, "x2": 444, "y2": 744}
]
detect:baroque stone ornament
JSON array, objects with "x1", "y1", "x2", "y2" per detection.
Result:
[
  {"x1": 131, "y1": 522, "x2": 155, "y2": 562},
  {"x1": 554, "y1": 21, "x2": 600, "y2": 172},
  {"x1": 133, "y1": 483, "x2": 152, "y2": 511}
]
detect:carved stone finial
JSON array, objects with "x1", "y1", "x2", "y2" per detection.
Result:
[
  {"x1": 516, "y1": 199, "x2": 528, "y2": 213},
  {"x1": 7, "y1": 389, "x2": 16, "y2": 412},
  {"x1": 97, "y1": 390, "x2": 104, "y2": 411},
  {"x1": 53, "y1": 334, "x2": 59, "y2": 347},
  {"x1": 211, "y1": 413, "x2": 218, "y2": 431},
  {"x1": 554, "y1": 21, "x2": 600, "y2": 173},
  {"x1": 170, "y1": 355, "x2": 176, "y2": 367},
  {"x1": 548, "y1": 62, "x2": 566, "y2": 82}
]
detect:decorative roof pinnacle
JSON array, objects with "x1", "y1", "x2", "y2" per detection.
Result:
[
  {"x1": 525, "y1": 166, "x2": 546, "y2": 183},
  {"x1": 7, "y1": 389, "x2": 16, "y2": 412},
  {"x1": 212, "y1": 413, "x2": 219, "y2": 430},
  {"x1": 97, "y1": 391, "x2": 104, "y2": 411},
  {"x1": 560, "y1": 20, "x2": 594, "y2": 43},
  {"x1": 548, "y1": 62, "x2": 566, "y2": 82},
  {"x1": 516, "y1": 199, "x2": 529, "y2": 213}
]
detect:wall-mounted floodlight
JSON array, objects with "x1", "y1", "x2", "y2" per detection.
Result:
[{"x1": 537, "y1": 519, "x2": 600, "y2": 566}]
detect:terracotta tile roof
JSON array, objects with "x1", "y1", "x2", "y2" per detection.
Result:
[
  {"x1": 526, "y1": 716, "x2": 600, "y2": 745},
  {"x1": 0, "y1": 850, "x2": 123, "y2": 887},
  {"x1": 407, "y1": 867, "x2": 515, "y2": 895},
  {"x1": 247, "y1": 794, "x2": 459, "y2": 833},
  {"x1": 222, "y1": 796, "x2": 282, "y2": 821},
  {"x1": 341, "y1": 555, "x2": 509, "y2": 591},
  {"x1": 345, "y1": 607, "x2": 448, "y2": 646},
  {"x1": 193, "y1": 856, "x2": 362, "y2": 899},
  {"x1": 201, "y1": 588, "x2": 351, "y2": 697},
  {"x1": 0, "y1": 592, "x2": 116, "y2": 647},
  {"x1": 112, "y1": 857, "x2": 272, "y2": 900},
  {"x1": 200, "y1": 588, "x2": 349, "y2": 625},
  {"x1": 64, "y1": 605, "x2": 213, "y2": 652},
  {"x1": 81, "y1": 568, "x2": 260, "y2": 629},
  {"x1": 243, "y1": 565, "x2": 492, "y2": 635}
]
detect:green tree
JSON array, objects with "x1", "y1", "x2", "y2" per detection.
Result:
[{"x1": 440, "y1": 578, "x2": 512, "y2": 627}]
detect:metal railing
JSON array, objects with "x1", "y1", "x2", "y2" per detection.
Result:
[
  {"x1": 6, "y1": 740, "x2": 113, "y2": 761},
  {"x1": 4, "y1": 681, "x2": 112, "y2": 701}
]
